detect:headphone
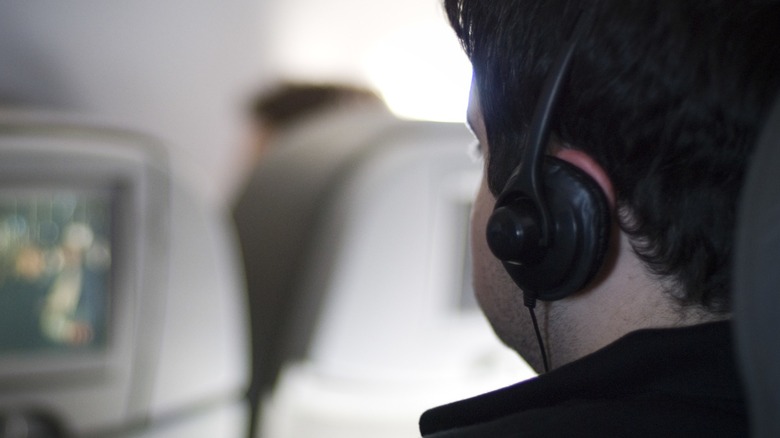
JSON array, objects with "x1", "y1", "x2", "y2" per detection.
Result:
[{"x1": 485, "y1": 13, "x2": 611, "y2": 303}]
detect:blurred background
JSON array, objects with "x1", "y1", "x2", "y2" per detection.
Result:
[
  {"x1": 0, "y1": 1, "x2": 532, "y2": 437},
  {"x1": 0, "y1": 0, "x2": 472, "y2": 209}
]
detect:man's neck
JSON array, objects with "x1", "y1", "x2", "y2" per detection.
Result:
[{"x1": 542, "y1": 233, "x2": 726, "y2": 369}]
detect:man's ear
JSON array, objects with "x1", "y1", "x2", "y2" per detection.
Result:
[{"x1": 555, "y1": 148, "x2": 616, "y2": 209}]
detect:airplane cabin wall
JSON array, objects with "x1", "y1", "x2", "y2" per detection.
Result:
[
  {"x1": 0, "y1": 0, "x2": 269, "y2": 209},
  {"x1": 0, "y1": 0, "x2": 462, "y2": 208}
]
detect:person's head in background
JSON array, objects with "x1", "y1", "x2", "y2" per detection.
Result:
[
  {"x1": 447, "y1": 0, "x2": 780, "y2": 371},
  {"x1": 244, "y1": 82, "x2": 385, "y2": 165}
]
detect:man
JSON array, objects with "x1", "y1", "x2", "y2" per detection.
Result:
[{"x1": 420, "y1": 1, "x2": 780, "y2": 436}]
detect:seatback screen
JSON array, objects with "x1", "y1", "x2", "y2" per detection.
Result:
[{"x1": 0, "y1": 189, "x2": 112, "y2": 355}]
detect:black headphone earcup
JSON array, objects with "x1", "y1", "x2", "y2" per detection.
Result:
[{"x1": 487, "y1": 156, "x2": 610, "y2": 301}]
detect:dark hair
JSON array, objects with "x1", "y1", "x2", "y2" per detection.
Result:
[
  {"x1": 445, "y1": 0, "x2": 780, "y2": 312},
  {"x1": 250, "y1": 82, "x2": 383, "y2": 131}
]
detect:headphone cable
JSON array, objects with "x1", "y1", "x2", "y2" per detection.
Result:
[{"x1": 524, "y1": 294, "x2": 550, "y2": 373}]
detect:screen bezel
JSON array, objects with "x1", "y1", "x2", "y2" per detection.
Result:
[{"x1": 0, "y1": 125, "x2": 168, "y2": 393}]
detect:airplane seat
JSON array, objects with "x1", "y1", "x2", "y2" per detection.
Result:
[
  {"x1": 734, "y1": 94, "x2": 780, "y2": 438},
  {"x1": 232, "y1": 106, "x2": 404, "y2": 408},
  {"x1": 0, "y1": 109, "x2": 249, "y2": 438},
  {"x1": 233, "y1": 107, "x2": 534, "y2": 438}
]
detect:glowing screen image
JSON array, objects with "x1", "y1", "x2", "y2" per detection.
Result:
[{"x1": 0, "y1": 189, "x2": 112, "y2": 355}]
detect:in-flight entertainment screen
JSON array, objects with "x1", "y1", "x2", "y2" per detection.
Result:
[{"x1": 0, "y1": 188, "x2": 113, "y2": 355}]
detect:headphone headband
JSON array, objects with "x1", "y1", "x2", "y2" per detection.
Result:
[{"x1": 513, "y1": 11, "x2": 590, "y2": 246}]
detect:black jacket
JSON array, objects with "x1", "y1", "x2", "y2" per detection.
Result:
[{"x1": 419, "y1": 321, "x2": 746, "y2": 437}]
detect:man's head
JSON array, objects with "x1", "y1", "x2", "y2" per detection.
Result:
[
  {"x1": 449, "y1": 0, "x2": 780, "y2": 313},
  {"x1": 247, "y1": 82, "x2": 383, "y2": 161}
]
